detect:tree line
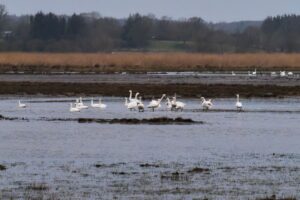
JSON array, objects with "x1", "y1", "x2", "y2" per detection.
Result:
[{"x1": 0, "y1": 4, "x2": 300, "y2": 53}]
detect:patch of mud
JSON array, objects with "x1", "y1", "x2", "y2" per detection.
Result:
[
  {"x1": 1, "y1": 81, "x2": 300, "y2": 98},
  {"x1": 41, "y1": 117, "x2": 203, "y2": 125},
  {"x1": 0, "y1": 115, "x2": 28, "y2": 121},
  {"x1": 187, "y1": 167, "x2": 210, "y2": 174},
  {"x1": 140, "y1": 163, "x2": 160, "y2": 168},
  {"x1": 0, "y1": 164, "x2": 7, "y2": 171}
]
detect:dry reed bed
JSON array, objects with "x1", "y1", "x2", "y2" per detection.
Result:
[{"x1": 0, "y1": 52, "x2": 300, "y2": 72}]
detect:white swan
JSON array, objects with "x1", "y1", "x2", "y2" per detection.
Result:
[
  {"x1": 147, "y1": 94, "x2": 166, "y2": 111},
  {"x1": 137, "y1": 96, "x2": 144, "y2": 112},
  {"x1": 235, "y1": 94, "x2": 243, "y2": 111},
  {"x1": 166, "y1": 97, "x2": 175, "y2": 110},
  {"x1": 70, "y1": 103, "x2": 80, "y2": 112},
  {"x1": 91, "y1": 98, "x2": 100, "y2": 108},
  {"x1": 271, "y1": 72, "x2": 277, "y2": 77},
  {"x1": 174, "y1": 100, "x2": 186, "y2": 111},
  {"x1": 127, "y1": 101, "x2": 138, "y2": 111},
  {"x1": 76, "y1": 97, "x2": 88, "y2": 109},
  {"x1": 287, "y1": 72, "x2": 293, "y2": 76},
  {"x1": 280, "y1": 71, "x2": 286, "y2": 77},
  {"x1": 18, "y1": 100, "x2": 26, "y2": 108},
  {"x1": 248, "y1": 69, "x2": 257, "y2": 76},
  {"x1": 91, "y1": 98, "x2": 107, "y2": 109},
  {"x1": 134, "y1": 92, "x2": 141, "y2": 104},
  {"x1": 98, "y1": 98, "x2": 107, "y2": 109},
  {"x1": 200, "y1": 97, "x2": 213, "y2": 111},
  {"x1": 231, "y1": 71, "x2": 236, "y2": 76},
  {"x1": 170, "y1": 96, "x2": 185, "y2": 111}
]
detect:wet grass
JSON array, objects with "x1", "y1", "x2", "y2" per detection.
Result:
[{"x1": 1, "y1": 81, "x2": 300, "y2": 98}]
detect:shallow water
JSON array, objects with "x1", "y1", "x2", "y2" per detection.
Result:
[{"x1": 0, "y1": 97, "x2": 299, "y2": 199}]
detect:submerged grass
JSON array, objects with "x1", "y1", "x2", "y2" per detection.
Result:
[{"x1": 1, "y1": 52, "x2": 300, "y2": 73}]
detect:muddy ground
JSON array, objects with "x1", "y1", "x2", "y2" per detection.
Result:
[{"x1": 0, "y1": 74, "x2": 299, "y2": 97}]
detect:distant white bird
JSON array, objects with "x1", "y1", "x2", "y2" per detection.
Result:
[
  {"x1": 248, "y1": 69, "x2": 257, "y2": 76},
  {"x1": 70, "y1": 103, "x2": 80, "y2": 112},
  {"x1": 91, "y1": 98, "x2": 100, "y2": 108},
  {"x1": 91, "y1": 98, "x2": 107, "y2": 109},
  {"x1": 76, "y1": 97, "x2": 88, "y2": 109},
  {"x1": 172, "y1": 96, "x2": 186, "y2": 111},
  {"x1": 280, "y1": 71, "x2": 286, "y2": 77},
  {"x1": 287, "y1": 72, "x2": 293, "y2": 76},
  {"x1": 18, "y1": 100, "x2": 26, "y2": 108},
  {"x1": 252, "y1": 69, "x2": 257, "y2": 76},
  {"x1": 271, "y1": 72, "x2": 277, "y2": 77},
  {"x1": 200, "y1": 97, "x2": 213, "y2": 111},
  {"x1": 231, "y1": 71, "x2": 236, "y2": 76},
  {"x1": 147, "y1": 94, "x2": 166, "y2": 111},
  {"x1": 98, "y1": 98, "x2": 107, "y2": 109},
  {"x1": 235, "y1": 94, "x2": 243, "y2": 111}
]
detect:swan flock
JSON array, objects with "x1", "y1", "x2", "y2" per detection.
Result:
[{"x1": 65, "y1": 91, "x2": 243, "y2": 112}]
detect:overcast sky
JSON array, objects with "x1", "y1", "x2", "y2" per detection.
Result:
[{"x1": 1, "y1": 0, "x2": 300, "y2": 22}]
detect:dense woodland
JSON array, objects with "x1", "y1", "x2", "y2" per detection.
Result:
[{"x1": 0, "y1": 4, "x2": 300, "y2": 53}]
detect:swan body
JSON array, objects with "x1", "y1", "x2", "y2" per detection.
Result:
[
  {"x1": 280, "y1": 71, "x2": 286, "y2": 77},
  {"x1": 231, "y1": 71, "x2": 236, "y2": 76},
  {"x1": 127, "y1": 101, "x2": 138, "y2": 111},
  {"x1": 147, "y1": 94, "x2": 166, "y2": 111},
  {"x1": 18, "y1": 100, "x2": 26, "y2": 108},
  {"x1": 76, "y1": 97, "x2": 88, "y2": 109},
  {"x1": 287, "y1": 72, "x2": 293, "y2": 76},
  {"x1": 248, "y1": 69, "x2": 257, "y2": 76},
  {"x1": 70, "y1": 103, "x2": 80, "y2": 112},
  {"x1": 91, "y1": 98, "x2": 107, "y2": 109},
  {"x1": 168, "y1": 96, "x2": 185, "y2": 111},
  {"x1": 175, "y1": 101, "x2": 186, "y2": 111},
  {"x1": 200, "y1": 97, "x2": 213, "y2": 111},
  {"x1": 91, "y1": 98, "x2": 100, "y2": 108},
  {"x1": 235, "y1": 94, "x2": 243, "y2": 111},
  {"x1": 98, "y1": 98, "x2": 107, "y2": 109}
]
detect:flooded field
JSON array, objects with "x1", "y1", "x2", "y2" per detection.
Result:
[{"x1": 0, "y1": 97, "x2": 299, "y2": 199}]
